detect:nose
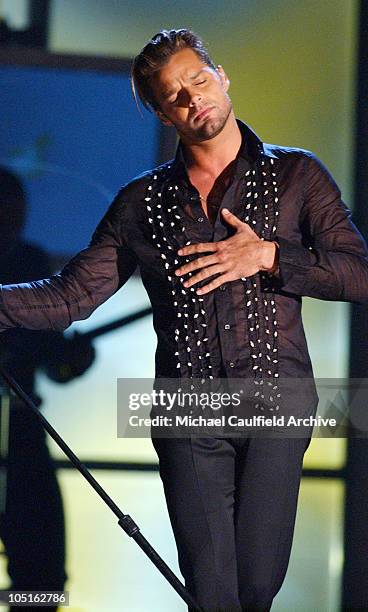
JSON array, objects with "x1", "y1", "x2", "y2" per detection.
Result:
[{"x1": 187, "y1": 89, "x2": 202, "y2": 107}]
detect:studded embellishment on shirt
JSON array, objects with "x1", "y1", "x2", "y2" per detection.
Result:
[
  {"x1": 241, "y1": 156, "x2": 281, "y2": 411},
  {"x1": 144, "y1": 155, "x2": 281, "y2": 409},
  {"x1": 144, "y1": 166, "x2": 213, "y2": 383}
]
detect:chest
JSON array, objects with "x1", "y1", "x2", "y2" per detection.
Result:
[
  {"x1": 189, "y1": 177, "x2": 233, "y2": 226},
  {"x1": 136, "y1": 157, "x2": 304, "y2": 268}
]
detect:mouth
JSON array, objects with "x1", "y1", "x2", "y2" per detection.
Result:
[{"x1": 194, "y1": 107, "x2": 214, "y2": 122}]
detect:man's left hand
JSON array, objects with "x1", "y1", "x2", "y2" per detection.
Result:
[{"x1": 175, "y1": 208, "x2": 278, "y2": 295}]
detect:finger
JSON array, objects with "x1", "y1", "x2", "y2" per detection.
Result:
[
  {"x1": 178, "y1": 242, "x2": 218, "y2": 256},
  {"x1": 221, "y1": 208, "x2": 244, "y2": 226},
  {"x1": 222, "y1": 209, "x2": 259, "y2": 238},
  {"x1": 182, "y1": 264, "x2": 225, "y2": 288},
  {"x1": 196, "y1": 273, "x2": 232, "y2": 295},
  {"x1": 175, "y1": 254, "x2": 220, "y2": 276}
]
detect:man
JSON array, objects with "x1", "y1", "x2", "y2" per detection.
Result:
[{"x1": 0, "y1": 29, "x2": 367, "y2": 611}]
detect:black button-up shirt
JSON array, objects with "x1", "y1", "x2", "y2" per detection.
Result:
[{"x1": 1, "y1": 119, "x2": 368, "y2": 413}]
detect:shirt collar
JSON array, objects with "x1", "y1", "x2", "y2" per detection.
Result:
[{"x1": 168, "y1": 118, "x2": 263, "y2": 183}]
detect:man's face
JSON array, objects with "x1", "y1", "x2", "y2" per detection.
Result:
[{"x1": 151, "y1": 47, "x2": 232, "y2": 144}]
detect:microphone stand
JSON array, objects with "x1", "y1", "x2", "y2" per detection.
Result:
[{"x1": 0, "y1": 366, "x2": 203, "y2": 612}]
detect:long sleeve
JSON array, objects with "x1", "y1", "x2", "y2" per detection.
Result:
[
  {"x1": 0, "y1": 188, "x2": 138, "y2": 331},
  {"x1": 274, "y1": 151, "x2": 368, "y2": 304}
]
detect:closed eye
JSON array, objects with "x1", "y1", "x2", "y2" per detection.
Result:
[{"x1": 168, "y1": 80, "x2": 207, "y2": 104}]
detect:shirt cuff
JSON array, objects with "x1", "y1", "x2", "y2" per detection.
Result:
[
  {"x1": 267, "y1": 241, "x2": 280, "y2": 276},
  {"x1": 273, "y1": 235, "x2": 318, "y2": 293}
]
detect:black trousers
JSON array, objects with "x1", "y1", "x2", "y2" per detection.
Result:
[
  {"x1": 0, "y1": 401, "x2": 66, "y2": 612},
  {"x1": 152, "y1": 434, "x2": 311, "y2": 612}
]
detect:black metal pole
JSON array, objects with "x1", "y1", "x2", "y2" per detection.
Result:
[
  {"x1": 343, "y1": 1, "x2": 368, "y2": 609},
  {"x1": 0, "y1": 366, "x2": 203, "y2": 612},
  {"x1": 81, "y1": 306, "x2": 153, "y2": 341},
  {"x1": 28, "y1": 0, "x2": 50, "y2": 48}
]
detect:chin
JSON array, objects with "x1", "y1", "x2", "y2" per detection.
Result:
[
  {"x1": 195, "y1": 117, "x2": 226, "y2": 141},
  {"x1": 177, "y1": 108, "x2": 229, "y2": 142}
]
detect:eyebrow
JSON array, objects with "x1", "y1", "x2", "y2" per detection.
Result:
[
  {"x1": 162, "y1": 69, "x2": 206, "y2": 99},
  {"x1": 189, "y1": 69, "x2": 205, "y2": 80}
]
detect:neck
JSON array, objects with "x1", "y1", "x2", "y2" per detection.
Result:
[{"x1": 180, "y1": 112, "x2": 242, "y2": 178}]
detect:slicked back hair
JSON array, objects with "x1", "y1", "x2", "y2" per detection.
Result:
[{"x1": 131, "y1": 28, "x2": 216, "y2": 113}]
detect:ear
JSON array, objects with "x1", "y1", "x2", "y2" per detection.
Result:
[
  {"x1": 216, "y1": 64, "x2": 230, "y2": 92},
  {"x1": 155, "y1": 109, "x2": 174, "y2": 127}
]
